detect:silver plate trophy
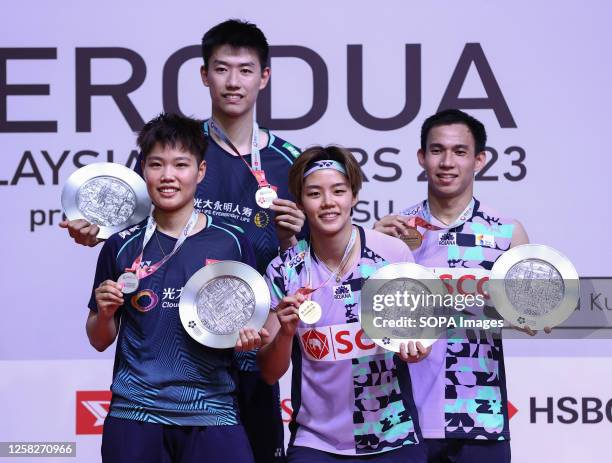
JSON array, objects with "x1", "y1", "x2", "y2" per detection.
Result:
[
  {"x1": 361, "y1": 262, "x2": 445, "y2": 353},
  {"x1": 179, "y1": 261, "x2": 270, "y2": 349},
  {"x1": 489, "y1": 244, "x2": 579, "y2": 330},
  {"x1": 61, "y1": 163, "x2": 151, "y2": 239}
]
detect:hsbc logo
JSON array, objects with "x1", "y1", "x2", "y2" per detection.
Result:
[
  {"x1": 76, "y1": 391, "x2": 112, "y2": 435},
  {"x1": 530, "y1": 397, "x2": 612, "y2": 424},
  {"x1": 299, "y1": 323, "x2": 384, "y2": 362}
]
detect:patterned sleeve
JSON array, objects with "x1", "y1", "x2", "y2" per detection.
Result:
[{"x1": 265, "y1": 254, "x2": 289, "y2": 312}]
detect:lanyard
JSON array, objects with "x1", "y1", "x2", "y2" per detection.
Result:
[
  {"x1": 208, "y1": 118, "x2": 269, "y2": 188},
  {"x1": 126, "y1": 209, "x2": 199, "y2": 279},
  {"x1": 423, "y1": 197, "x2": 475, "y2": 229},
  {"x1": 405, "y1": 215, "x2": 443, "y2": 231},
  {"x1": 299, "y1": 227, "x2": 358, "y2": 296}
]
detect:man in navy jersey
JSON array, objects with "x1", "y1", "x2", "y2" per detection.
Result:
[
  {"x1": 62, "y1": 19, "x2": 304, "y2": 463},
  {"x1": 374, "y1": 109, "x2": 533, "y2": 463},
  {"x1": 89, "y1": 113, "x2": 266, "y2": 462}
]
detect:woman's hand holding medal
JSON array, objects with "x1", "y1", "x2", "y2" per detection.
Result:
[
  {"x1": 274, "y1": 293, "x2": 306, "y2": 338},
  {"x1": 94, "y1": 280, "x2": 124, "y2": 320}
]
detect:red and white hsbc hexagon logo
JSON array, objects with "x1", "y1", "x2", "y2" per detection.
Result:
[
  {"x1": 299, "y1": 323, "x2": 384, "y2": 361},
  {"x1": 76, "y1": 391, "x2": 111, "y2": 435}
]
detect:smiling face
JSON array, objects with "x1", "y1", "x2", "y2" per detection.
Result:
[
  {"x1": 142, "y1": 144, "x2": 206, "y2": 214},
  {"x1": 417, "y1": 123, "x2": 486, "y2": 200},
  {"x1": 300, "y1": 169, "x2": 357, "y2": 238},
  {"x1": 200, "y1": 45, "x2": 270, "y2": 120}
]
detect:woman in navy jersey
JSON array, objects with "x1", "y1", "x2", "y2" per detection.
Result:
[{"x1": 88, "y1": 113, "x2": 266, "y2": 463}]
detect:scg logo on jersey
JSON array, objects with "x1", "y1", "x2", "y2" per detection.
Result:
[
  {"x1": 432, "y1": 267, "x2": 491, "y2": 300},
  {"x1": 299, "y1": 323, "x2": 384, "y2": 361},
  {"x1": 76, "y1": 390, "x2": 112, "y2": 435}
]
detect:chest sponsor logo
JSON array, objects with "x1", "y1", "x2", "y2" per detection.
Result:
[
  {"x1": 76, "y1": 390, "x2": 111, "y2": 435},
  {"x1": 299, "y1": 323, "x2": 384, "y2": 362},
  {"x1": 254, "y1": 211, "x2": 270, "y2": 228},
  {"x1": 431, "y1": 267, "x2": 491, "y2": 300},
  {"x1": 131, "y1": 289, "x2": 159, "y2": 312},
  {"x1": 475, "y1": 233, "x2": 496, "y2": 247},
  {"x1": 438, "y1": 232, "x2": 457, "y2": 246},
  {"x1": 194, "y1": 198, "x2": 253, "y2": 223},
  {"x1": 333, "y1": 284, "x2": 352, "y2": 300},
  {"x1": 161, "y1": 287, "x2": 182, "y2": 308}
]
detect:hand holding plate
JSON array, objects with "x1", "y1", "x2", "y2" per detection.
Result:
[
  {"x1": 398, "y1": 341, "x2": 431, "y2": 363},
  {"x1": 235, "y1": 327, "x2": 270, "y2": 352},
  {"x1": 59, "y1": 219, "x2": 101, "y2": 247}
]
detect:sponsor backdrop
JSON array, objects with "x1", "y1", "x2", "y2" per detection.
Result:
[{"x1": 1, "y1": 1, "x2": 611, "y2": 461}]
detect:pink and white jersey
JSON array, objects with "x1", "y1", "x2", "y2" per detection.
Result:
[{"x1": 265, "y1": 226, "x2": 422, "y2": 455}]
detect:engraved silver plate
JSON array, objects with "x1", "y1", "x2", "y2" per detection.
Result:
[
  {"x1": 179, "y1": 261, "x2": 270, "y2": 348},
  {"x1": 61, "y1": 163, "x2": 151, "y2": 239},
  {"x1": 489, "y1": 244, "x2": 579, "y2": 329},
  {"x1": 361, "y1": 263, "x2": 444, "y2": 352}
]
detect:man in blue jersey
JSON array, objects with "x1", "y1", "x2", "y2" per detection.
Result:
[
  {"x1": 61, "y1": 19, "x2": 303, "y2": 267},
  {"x1": 62, "y1": 19, "x2": 304, "y2": 463},
  {"x1": 89, "y1": 112, "x2": 265, "y2": 462},
  {"x1": 374, "y1": 109, "x2": 532, "y2": 463}
]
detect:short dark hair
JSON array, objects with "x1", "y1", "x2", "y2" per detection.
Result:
[
  {"x1": 201, "y1": 19, "x2": 269, "y2": 70},
  {"x1": 137, "y1": 113, "x2": 206, "y2": 163},
  {"x1": 288, "y1": 146, "x2": 363, "y2": 203},
  {"x1": 420, "y1": 109, "x2": 487, "y2": 154}
]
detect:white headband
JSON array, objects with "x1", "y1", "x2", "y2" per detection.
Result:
[{"x1": 303, "y1": 160, "x2": 347, "y2": 178}]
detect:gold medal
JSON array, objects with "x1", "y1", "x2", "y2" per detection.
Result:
[{"x1": 298, "y1": 300, "x2": 322, "y2": 325}]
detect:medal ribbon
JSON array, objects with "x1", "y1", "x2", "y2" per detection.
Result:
[
  {"x1": 126, "y1": 209, "x2": 199, "y2": 279},
  {"x1": 299, "y1": 226, "x2": 358, "y2": 297},
  {"x1": 405, "y1": 215, "x2": 443, "y2": 232},
  {"x1": 208, "y1": 118, "x2": 270, "y2": 189}
]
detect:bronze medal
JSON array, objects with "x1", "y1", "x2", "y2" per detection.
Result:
[{"x1": 399, "y1": 227, "x2": 423, "y2": 251}]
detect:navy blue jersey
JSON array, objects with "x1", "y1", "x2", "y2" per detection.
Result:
[
  {"x1": 135, "y1": 125, "x2": 301, "y2": 275},
  {"x1": 89, "y1": 215, "x2": 256, "y2": 426}
]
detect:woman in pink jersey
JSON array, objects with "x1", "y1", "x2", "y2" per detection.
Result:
[{"x1": 258, "y1": 146, "x2": 430, "y2": 462}]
